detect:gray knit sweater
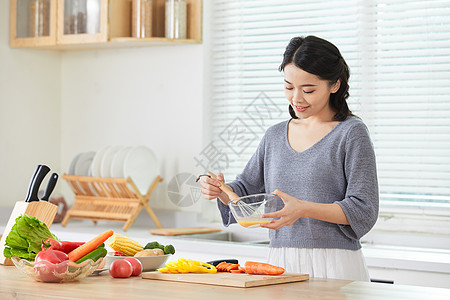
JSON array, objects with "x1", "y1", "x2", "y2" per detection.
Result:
[{"x1": 217, "y1": 116, "x2": 379, "y2": 250}]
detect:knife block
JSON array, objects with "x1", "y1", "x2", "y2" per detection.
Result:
[{"x1": 0, "y1": 201, "x2": 58, "y2": 265}]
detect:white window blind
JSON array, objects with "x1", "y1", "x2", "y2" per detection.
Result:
[{"x1": 209, "y1": 0, "x2": 450, "y2": 210}]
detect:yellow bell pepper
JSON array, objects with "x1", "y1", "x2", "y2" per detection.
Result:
[
  {"x1": 157, "y1": 267, "x2": 169, "y2": 273},
  {"x1": 157, "y1": 258, "x2": 217, "y2": 274}
]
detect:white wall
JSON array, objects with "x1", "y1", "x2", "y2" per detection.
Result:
[
  {"x1": 0, "y1": 1, "x2": 209, "y2": 214},
  {"x1": 0, "y1": 1, "x2": 61, "y2": 207},
  {"x1": 60, "y1": 45, "x2": 205, "y2": 210}
]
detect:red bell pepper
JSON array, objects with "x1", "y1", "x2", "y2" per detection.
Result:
[
  {"x1": 114, "y1": 251, "x2": 127, "y2": 256},
  {"x1": 41, "y1": 238, "x2": 85, "y2": 254}
]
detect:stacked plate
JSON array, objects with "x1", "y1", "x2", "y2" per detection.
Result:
[
  {"x1": 68, "y1": 151, "x2": 95, "y2": 176},
  {"x1": 68, "y1": 145, "x2": 158, "y2": 194}
]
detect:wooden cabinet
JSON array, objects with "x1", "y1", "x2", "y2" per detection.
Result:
[
  {"x1": 10, "y1": 0, "x2": 58, "y2": 47},
  {"x1": 56, "y1": 0, "x2": 112, "y2": 45},
  {"x1": 10, "y1": 0, "x2": 202, "y2": 49}
]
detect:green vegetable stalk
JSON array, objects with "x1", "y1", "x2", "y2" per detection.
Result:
[{"x1": 3, "y1": 214, "x2": 58, "y2": 260}]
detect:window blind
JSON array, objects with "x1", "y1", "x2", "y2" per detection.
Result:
[{"x1": 209, "y1": 0, "x2": 450, "y2": 210}]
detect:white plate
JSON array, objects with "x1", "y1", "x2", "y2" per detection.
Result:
[
  {"x1": 68, "y1": 152, "x2": 83, "y2": 175},
  {"x1": 74, "y1": 151, "x2": 95, "y2": 176},
  {"x1": 100, "y1": 146, "x2": 124, "y2": 178},
  {"x1": 90, "y1": 268, "x2": 108, "y2": 276},
  {"x1": 123, "y1": 146, "x2": 158, "y2": 194},
  {"x1": 110, "y1": 146, "x2": 131, "y2": 178},
  {"x1": 91, "y1": 146, "x2": 111, "y2": 177}
]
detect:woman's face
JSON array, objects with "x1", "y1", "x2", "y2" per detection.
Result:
[{"x1": 283, "y1": 63, "x2": 339, "y2": 120}]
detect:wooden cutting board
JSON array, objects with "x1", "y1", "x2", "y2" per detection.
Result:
[
  {"x1": 142, "y1": 271, "x2": 309, "y2": 288},
  {"x1": 149, "y1": 227, "x2": 222, "y2": 236}
]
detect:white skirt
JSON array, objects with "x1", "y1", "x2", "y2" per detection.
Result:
[{"x1": 268, "y1": 247, "x2": 370, "y2": 281}]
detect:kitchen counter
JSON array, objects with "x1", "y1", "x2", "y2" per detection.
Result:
[
  {"x1": 2, "y1": 212, "x2": 450, "y2": 289},
  {"x1": 1, "y1": 265, "x2": 450, "y2": 300}
]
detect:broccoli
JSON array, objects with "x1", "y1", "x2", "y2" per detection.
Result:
[
  {"x1": 144, "y1": 241, "x2": 161, "y2": 250},
  {"x1": 163, "y1": 244, "x2": 175, "y2": 255}
]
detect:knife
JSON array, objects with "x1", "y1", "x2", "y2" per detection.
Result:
[
  {"x1": 24, "y1": 165, "x2": 42, "y2": 202},
  {"x1": 40, "y1": 173, "x2": 58, "y2": 202},
  {"x1": 206, "y1": 259, "x2": 239, "y2": 267},
  {"x1": 25, "y1": 165, "x2": 50, "y2": 202}
]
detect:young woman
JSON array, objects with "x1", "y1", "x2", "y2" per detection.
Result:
[{"x1": 200, "y1": 36, "x2": 379, "y2": 281}]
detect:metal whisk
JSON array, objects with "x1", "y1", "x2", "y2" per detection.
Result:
[
  {"x1": 230, "y1": 198, "x2": 266, "y2": 217},
  {"x1": 196, "y1": 172, "x2": 268, "y2": 217}
]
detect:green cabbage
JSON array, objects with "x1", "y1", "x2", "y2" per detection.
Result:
[{"x1": 3, "y1": 214, "x2": 58, "y2": 260}]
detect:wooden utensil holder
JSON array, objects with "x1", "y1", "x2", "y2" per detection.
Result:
[
  {"x1": 0, "y1": 201, "x2": 58, "y2": 265},
  {"x1": 62, "y1": 174, "x2": 163, "y2": 231}
]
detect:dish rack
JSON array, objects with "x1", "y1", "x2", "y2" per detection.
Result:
[{"x1": 61, "y1": 174, "x2": 163, "y2": 231}]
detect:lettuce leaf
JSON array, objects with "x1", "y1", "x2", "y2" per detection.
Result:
[
  {"x1": 3, "y1": 247, "x2": 36, "y2": 260},
  {"x1": 3, "y1": 214, "x2": 57, "y2": 260},
  {"x1": 5, "y1": 228, "x2": 28, "y2": 250}
]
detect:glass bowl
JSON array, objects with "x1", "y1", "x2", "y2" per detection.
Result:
[
  {"x1": 11, "y1": 256, "x2": 105, "y2": 283},
  {"x1": 229, "y1": 193, "x2": 278, "y2": 228}
]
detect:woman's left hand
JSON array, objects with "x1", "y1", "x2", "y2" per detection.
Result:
[{"x1": 260, "y1": 189, "x2": 305, "y2": 230}]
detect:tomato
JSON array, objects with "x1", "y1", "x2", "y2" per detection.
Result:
[
  {"x1": 124, "y1": 257, "x2": 143, "y2": 276},
  {"x1": 109, "y1": 259, "x2": 133, "y2": 278}
]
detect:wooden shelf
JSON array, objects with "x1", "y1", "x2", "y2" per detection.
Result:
[
  {"x1": 10, "y1": 0, "x2": 202, "y2": 50},
  {"x1": 24, "y1": 37, "x2": 201, "y2": 51},
  {"x1": 10, "y1": 37, "x2": 201, "y2": 51},
  {"x1": 111, "y1": 37, "x2": 202, "y2": 45}
]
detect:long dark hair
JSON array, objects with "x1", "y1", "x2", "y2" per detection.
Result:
[{"x1": 279, "y1": 36, "x2": 352, "y2": 121}]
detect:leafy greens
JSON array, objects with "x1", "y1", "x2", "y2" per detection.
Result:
[{"x1": 3, "y1": 214, "x2": 58, "y2": 260}]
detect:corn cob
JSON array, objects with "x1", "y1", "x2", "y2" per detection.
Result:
[{"x1": 107, "y1": 233, "x2": 144, "y2": 256}]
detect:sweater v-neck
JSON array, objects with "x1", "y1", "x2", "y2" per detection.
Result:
[{"x1": 284, "y1": 119, "x2": 343, "y2": 155}]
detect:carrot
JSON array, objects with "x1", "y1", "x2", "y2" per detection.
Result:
[
  {"x1": 68, "y1": 229, "x2": 114, "y2": 262},
  {"x1": 216, "y1": 262, "x2": 232, "y2": 272},
  {"x1": 216, "y1": 262, "x2": 226, "y2": 271},
  {"x1": 239, "y1": 266, "x2": 246, "y2": 273},
  {"x1": 230, "y1": 269, "x2": 245, "y2": 273},
  {"x1": 244, "y1": 261, "x2": 285, "y2": 275},
  {"x1": 216, "y1": 262, "x2": 241, "y2": 272},
  {"x1": 226, "y1": 264, "x2": 240, "y2": 272}
]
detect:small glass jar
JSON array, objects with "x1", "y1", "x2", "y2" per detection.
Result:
[
  {"x1": 165, "y1": 0, "x2": 186, "y2": 39},
  {"x1": 132, "y1": 0, "x2": 153, "y2": 38},
  {"x1": 64, "y1": 0, "x2": 87, "y2": 35},
  {"x1": 29, "y1": 0, "x2": 50, "y2": 37}
]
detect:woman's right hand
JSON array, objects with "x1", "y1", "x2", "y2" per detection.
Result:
[{"x1": 199, "y1": 173, "x2": 230, "y2": 204}]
